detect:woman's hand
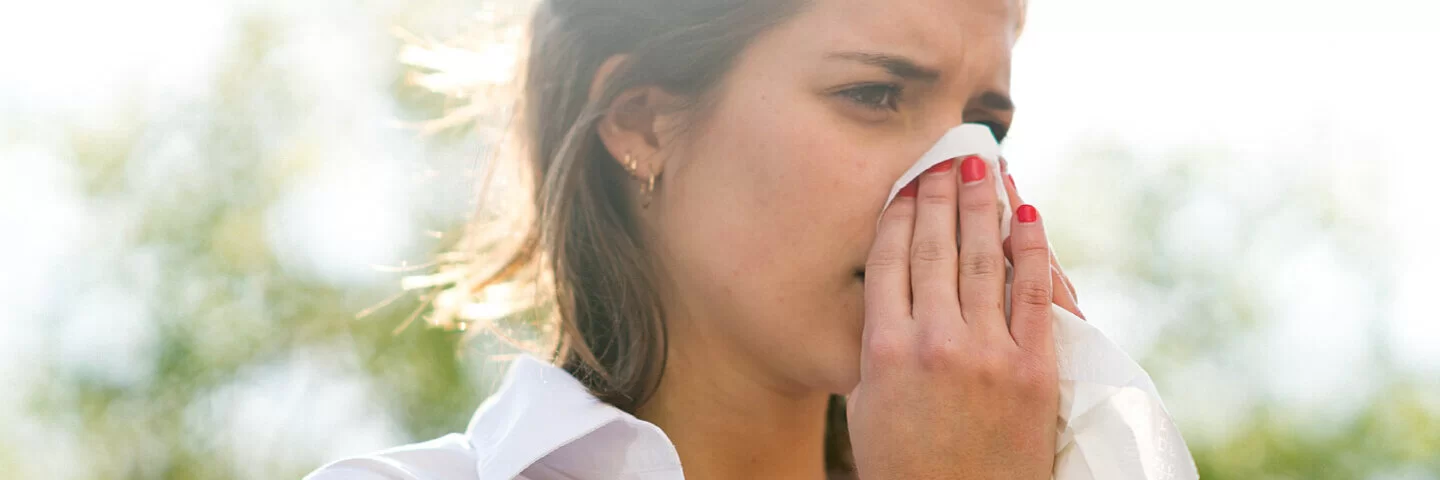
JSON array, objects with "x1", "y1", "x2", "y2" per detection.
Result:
[{"x1": 848, "y1": 155, "x2": 1059, "y2": 480}]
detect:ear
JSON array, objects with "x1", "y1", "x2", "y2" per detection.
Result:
[{"x1": 590, "y1": 55, "x2": 685, "y2": 179}]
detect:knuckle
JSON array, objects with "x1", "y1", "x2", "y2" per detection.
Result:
[
  {"x1": 866, "y1": 246, "x2": 908, "y2": 272},
  {"x1": 959, "y1": 194, "x2": 996, "y2": 215},
  {"x1": 1012, "y1": 279, "x2": 1052, "y2": 307},
  {"x1": 911, "y1": 239, "x2": 954, "y2": 263},
  {"x1": 964, "y1": 352, "x2": 1057, "y2": 395},
  {"x1": 960, "y1": 251, "x2": 1004, "y2": 278},
  {"x1": 917, "y1": 188, "x2": 954, "y2": 207},
  {"x1": 1013, "y1": 357, "x2": 1059, "y2": 396},
  {"x1": 864, "y1": 329, "x2": 911, "y2": 366},
  {"x1": 1013, "y1": 241, "x2": 1049, "y2": 263},
  {"x1": 963, "y1": 352, "x2": 1009, "y2": 386},
  {"x1": 917, "y1": 338, "x2": 963, "y2": 373},
  {"x1": 881, "y1": 201, "x2": 916, "y2": 223}
]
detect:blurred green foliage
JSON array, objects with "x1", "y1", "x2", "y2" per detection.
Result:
[{"x1": 3, "y1": 1, "x2": 1436, "y2": 479}]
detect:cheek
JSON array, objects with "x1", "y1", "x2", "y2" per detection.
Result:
[{"x1": 665, "y1": 87, "x2": 885, "y2": 295}]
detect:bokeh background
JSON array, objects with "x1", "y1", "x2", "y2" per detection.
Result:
[{"x1": 3, "y1": 0, "x2": 1438, "y2": 478}]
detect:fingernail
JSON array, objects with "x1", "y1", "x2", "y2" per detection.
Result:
[
  {"x1": 1017, "y1": 204, "x2": 1038, "y2": 223},
  {"x1": 960, "y1": 155, "x2": 986, "y2": 184},
  {"x1": 925, "y1": 158, "x2": 956, "y2": 175},
  {"x1": 1005, "y1": 174, "x2": 1017, "y2": 193},
  {"x1": 898, "y1": 178, "x2": 919, "y2": 197}
]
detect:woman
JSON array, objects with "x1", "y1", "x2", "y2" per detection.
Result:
[{"x1": 311, "y1": 0, "x2": 1085, "y2": 478}]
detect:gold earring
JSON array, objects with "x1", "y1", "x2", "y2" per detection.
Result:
[
  {"x1": 622, "y1": 152, "x2": 638, "y2": 173},
  {"x1": 623, "y1": 152, "x2": 658, "y2": 209}
]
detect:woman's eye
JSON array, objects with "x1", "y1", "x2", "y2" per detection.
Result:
[{"x1": 839, "y1": 84, "x2": 902, "y2": 112}]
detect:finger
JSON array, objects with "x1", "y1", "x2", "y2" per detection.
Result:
[
  {"x1": 1003, "y1": 170, "x2": 1022, "y2": 216},
  {"x1": 865, "y1": 184, "x2": 917, "y2": 335},
  {"x1": 1053, "y1": 252, "x2": 1079, "y2": 304},
  {"x1": 909, "y1": 157, "x2": 962, "y2": 322},
  {"x1": 1008, "y1": 204, "x2": 1055, "y2": 355},
  {"x1": 1002, "y1": 238, "x2": 1081, "y2": 320},
  {"x1": 1005, "y1": 172, "x2": 1079, "y2": 303},
  {"x1": 955, "y1": 155, "x2": 1007, "y2": 335},
  {"x1": 1051, "y1": 265, "x2": 1084, "y2": 320}
]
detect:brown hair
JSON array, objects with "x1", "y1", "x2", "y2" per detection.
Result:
[
  {"x1": 440, "y1": 0, "x2": 860, "y2": 473},
  {"x1": 522, "y1": 0, "x2": 802, "y2": 406},
  {"x1": 423, "y1": 0, "x2": 1026, "y2": 474}
]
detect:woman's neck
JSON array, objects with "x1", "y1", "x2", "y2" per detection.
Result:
[{"x1": 636, "y1": 345, "x2": 832, "y2": 480}]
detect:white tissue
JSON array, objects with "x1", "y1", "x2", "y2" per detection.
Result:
[{"x1": 881, "y1": 124, "x2": 1199, "y2": 480}]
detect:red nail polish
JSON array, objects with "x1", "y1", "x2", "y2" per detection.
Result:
[
  {"x1": 898, "y1": 179, "x2": 919, "y2": 197},
  {"x1": 925, "y1": 158, "x2": 956, "y2": 175},
  {"x1": 1017, "y1": 204, "x2": 1038, "y2": 223},
  {"x1": 1005, "y1": 174, "x2": 1017, "y2": 193},
  {"x1": 960, "y1": 155, "x2": 986, "y2": 183}
]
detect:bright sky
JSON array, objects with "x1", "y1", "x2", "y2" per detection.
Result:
[
  {"x1": 1008, "y1": 0, "x2": 1440, "y2": 434},
  {"x1": 1, "y1": 0, "x2": 1437, "y2": 474}
]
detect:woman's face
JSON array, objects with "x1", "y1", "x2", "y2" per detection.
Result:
[{"x1": 653, "y1": 0, "x2": 1020, "y2": 394}]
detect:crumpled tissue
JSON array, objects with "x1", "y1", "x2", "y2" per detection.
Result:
[{"x1": 880, "y1": 124, "x2": 1200, "y2": 480}]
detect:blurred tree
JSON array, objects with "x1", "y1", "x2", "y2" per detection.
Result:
[
  {"x1": 1044, "y1": 143, "x2": 1439, "y2": 479},
  {"x1": 4, "y1": 0, "x2": 1436, "y2": 478}
]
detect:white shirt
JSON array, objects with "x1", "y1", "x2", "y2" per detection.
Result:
[{"x1": 305, "y1": 355, "x2": 685, "y2": 480}]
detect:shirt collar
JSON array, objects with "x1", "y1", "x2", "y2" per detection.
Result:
[{"x1": 464, "y1": 354, "x2": 682, "y2": 480}]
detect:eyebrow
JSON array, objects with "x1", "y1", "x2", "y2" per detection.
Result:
[
  {"x1": 825, "y1": 51, "x2": 941, "y2": 82},
  {"x1": 826, "y1": 51, "x2": 1016, "y2": 113}
]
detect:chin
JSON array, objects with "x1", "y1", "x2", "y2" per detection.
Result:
[
  {"x1": 823, "y1": 281, "x2": 865, "y2": 393},
  {"x1": 777, "y1": 321, "x2": 862, "y2": 395},
  {"x1": 814, "y1": 366, "x2": 860, "y2": 396},
  {"x1": 810, "y1": 335, "x2": 863, "y2": 395},
  {"x1": 829, "y1": 369, "x2": 861, "y2": 395}
]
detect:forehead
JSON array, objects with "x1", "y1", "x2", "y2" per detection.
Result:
[{"x1": 784, "y1": 0, "x2": 1021, "y2": 70}]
